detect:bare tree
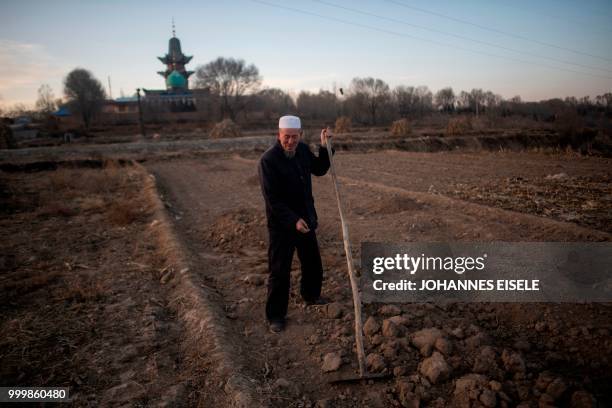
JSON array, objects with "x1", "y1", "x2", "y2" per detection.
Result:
[
  {"x1": 5, "y1": 103, "x2": 31, "y2": 118},
  {"x1": 64, "y1": 68, "x2": 106, "y2": 129},
  {"x1": 483, "y1": 91, "x2": 502, "y2": 114},
  {"x1": 502, "y1": 95, "x2": 522, "y2": 116},
  {"x1": 35, "y1": 84, "x2": 56, "y2": 115},
  {"x1": 393, "y1": 86, "x2": 419, "y2": 118},
  {"x1": 194, "y1": 57, "x2": 261, "y2": 120},
  {"x1": 415, "y1": 86, "x2": 433, "y2": 116},
  {"x1": 434, "y1": 87, "x2": 455, "y2": 113},
  {"x1": 255, "y1": 88, "x2": 296, "y2": 119},
  {"x1": 348, "y1": 77, "x2": 390, "y2": 125},
  {"x1": 457, "y1": 91, "x2": 471, "y2": 112},
  {"x1": 457, "y1": 89, "x2": 501, "y2": 115},
  {"x1": 469, "y1": 88, "x2": 484, "y2": 116},
  {"x1": 595, "y1": 93, "x2": 612, "y2": 112},
  {"x1": 296, "y1": 90, "x2": 337, "y2": 121}
]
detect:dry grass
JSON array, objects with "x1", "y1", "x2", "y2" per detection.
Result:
[
  {"x1": 107, "y1": 198, "x2": 147, "y2": 226},
  {"x1": 48, "y1": 162, "x2": 127, "y2": 196},
  {"x1": 210, "y1": 119, "x2": 242, "y2": 139},
  {"x1": 527, "y1": 145, "x2": 583, "y2": 158},
  {"x1": 0, "y1": 161, "x2": 182, "y2": 404},
  {"x1": 472, "y1": 116, "x2": 495, "y2": 131},
  {"x1": 390, "y1": 118, "x2": 412, "y2": 137},
  {"x1": 33, "y1": 161, "x2": 153, "y2": 226},
  {"x1": 0, "y1": 270, "x2": 62, "y2": 299},
  {"x1": 446, "y1": 116, "x2": 474, "y2": 135},
  {"x1": 49, "y1": 170, "x2": 73, "y2": 192},
  {"x1": 54, "y1": 277, "x2": 106, "y2": 303},
  {"x1": 334, "y1": 116, "x2": 352, "y2": 134},
  {"x1": 37, "y1": 202, "x2": 77, "y2": 217},
  {"x1": 77, "y1": 196, "x2": 106, "y2": 213}
]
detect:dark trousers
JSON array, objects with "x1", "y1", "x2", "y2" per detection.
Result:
[{"x1": 266, "y1": 227, "x2": 323, "y2": 322}]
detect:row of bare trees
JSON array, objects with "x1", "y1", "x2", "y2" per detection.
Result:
[
  {"x1": 3, "y1": 56, "x2": 611, "y2": 130},
  {"x1": 191, "y1": 59, "x2": 612, "y2": 125}
]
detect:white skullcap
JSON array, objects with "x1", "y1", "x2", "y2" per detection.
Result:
[{"x1": 278, "y1": 115, "x2": 301, "y2": 129}]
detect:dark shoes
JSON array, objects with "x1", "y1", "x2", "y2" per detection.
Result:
[
  {"x1": 267, "y1": 297, "x2": 331, "y2": 333},
  {"x1": 304, "y1": 296, "x2": 331, "y2": 307},
  {"x1": 268, "y1": 319, "x2": 286, "y2": 333}
]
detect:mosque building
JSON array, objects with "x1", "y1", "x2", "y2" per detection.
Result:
[
  {"x1": 142, "y1": 23, "x2": 203, "y2": 112},
  {"x1": 101, "y1": 22, "x2": 210, "y2": 119}
]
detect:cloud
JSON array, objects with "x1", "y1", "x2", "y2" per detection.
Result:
[{"x1": 0, "y1": 39, "x2": 69, "y2": 108}]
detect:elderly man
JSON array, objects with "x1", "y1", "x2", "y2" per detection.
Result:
[{"x1": 258, "y1": 115, "x2": 334, "y2": 333}]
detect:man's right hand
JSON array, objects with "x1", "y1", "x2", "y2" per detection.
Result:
[
  {"x1": 321, "y1": 127, "x2": 333, "y2": 147},
  {"x1": 296, "y1": 218, "x2": 311, "y2": 233}
]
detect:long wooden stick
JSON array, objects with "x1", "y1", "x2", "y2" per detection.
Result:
[{"x1": 325, "y1": 138, "x2": 367, "y2": 378}]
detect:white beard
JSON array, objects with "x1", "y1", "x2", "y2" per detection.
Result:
[{"x1": 283, "y1": 149, "x2": 296, "y2": 158}]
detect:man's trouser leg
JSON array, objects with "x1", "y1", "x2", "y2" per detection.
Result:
[
  {"x1": 266, "y1": 228, "x2": 295, "y2": 322},
  {"x1": 296, "y1": 230, "x2": 324, "y2": 302}
]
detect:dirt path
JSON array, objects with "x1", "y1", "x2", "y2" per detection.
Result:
[{"x1": 146, "y1": 149, "x2": 611, "y2": 406}]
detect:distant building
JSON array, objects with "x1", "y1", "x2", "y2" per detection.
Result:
[
  {"x1": 8, "y1": 116, "x2": 39, "y2": 140},
  {"x1": 52, "y1": 106, "x2": 72, "y2": 117},
  {"x1": 142, "y1": 24, "x2": 209, "y2": 112},
  {"x1": 97, "y1": 23, "x2": 212, "y2": 125},
  {"x1": 102, "y1": 96, "x2": 139, "y2": 114},
  {"x1": 156, "y1": 23, "x2": 194, "y2": 90}
]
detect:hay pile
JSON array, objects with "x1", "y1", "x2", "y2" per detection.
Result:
[
  {"x1": 390, "y1": 118, "x2": 412, "y2": 137},
  {"x1": 334, "y1": 116, "x2": 352, "y2": 134},
  {"x1": 446, "y1": 116, "x2": 473, "y2": 136},
  {"x1": 210, "y1": 119, "x2": 242, "y2": 139}
]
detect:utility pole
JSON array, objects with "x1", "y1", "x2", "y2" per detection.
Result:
[
  {"x1": 108, "y1": 76, "x2": 113, "y2": 100},
  {"x1": 136, "y1": 88, "x2": 146, "y2": 138}
]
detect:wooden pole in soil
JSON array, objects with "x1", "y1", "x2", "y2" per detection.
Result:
[{"x1": 325, "y1": 137, "x2": 367, "y2": 378}]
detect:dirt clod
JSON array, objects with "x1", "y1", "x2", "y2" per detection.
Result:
[
  {"x1": 364, "y1": 316, "x2": 381, "y2": 337},
  {"x1": 366, "y1": 353, "x2": 386, "y2": 373},
  {"x1": 419, "y1": 351, "x2": 451, "y2": 384},
  {"x1": 321, "y1": 352, "x2": 342, "y2": 372}
]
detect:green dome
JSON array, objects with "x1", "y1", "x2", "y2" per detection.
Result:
[{"x1": 166, "y1": 70, "x2": 187, "y2": 89}]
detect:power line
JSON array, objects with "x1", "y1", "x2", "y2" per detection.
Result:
[
  {"x1": 249, "y1": 0, "x2": 612, "y2": 81},
  {"x1": 554, "y1": 0, "x2": 612, "y2": 21},
  {"x1": 490, "y1": 1, "x2": 612, "y2": 37},
  {"x1": 385, "y1": 0, "x2": 612, "y2": 63},
  {"x1": 311, "y1": 0, "x2": 612, "y2": 75}
]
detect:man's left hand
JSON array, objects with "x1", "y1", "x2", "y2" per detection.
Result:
[{"x1": 321, "y1": 127, "x2": 333, "y2": 147}]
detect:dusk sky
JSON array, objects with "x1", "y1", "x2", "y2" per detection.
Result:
[{"x1": 1, "y1": 0, "x2": 611, "y2": 109}]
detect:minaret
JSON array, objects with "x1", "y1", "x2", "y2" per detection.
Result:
[{"x1": 157, "y1": 19, "x2": 194, "y2": 91}]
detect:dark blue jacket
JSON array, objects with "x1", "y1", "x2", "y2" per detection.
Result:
[{"x1": 258, "y1": 140, "x2": 333, "y2": 231}]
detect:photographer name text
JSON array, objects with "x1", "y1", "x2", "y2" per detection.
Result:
[{"x1": 372, "y1": 279, "x2": 540, "y2": 291}]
